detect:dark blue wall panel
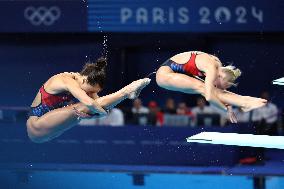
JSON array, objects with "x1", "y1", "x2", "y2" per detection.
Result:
[{"x1": 0, "y1": 124, "x2": 243, "y2": 166}]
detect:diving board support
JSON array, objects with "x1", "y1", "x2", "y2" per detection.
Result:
[{"x1": 186, "y1": 132, "x2": 284, "y2": 149}]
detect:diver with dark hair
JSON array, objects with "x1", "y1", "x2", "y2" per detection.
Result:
[{"x1": 27, "y1": 57, "x2": 151, "y2": 143}]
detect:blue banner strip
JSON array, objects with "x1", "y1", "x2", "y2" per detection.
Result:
[
  {"x1": 88, "y1": 0, "x2": 284, "y2": 32},
  {"x1": 0, "y1": 0, "x2": 283, "y2": 33}
]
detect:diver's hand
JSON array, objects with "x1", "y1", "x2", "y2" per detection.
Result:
[
  {"x1": 87, "y1": 101, "x2": 107, "y2": 116},
  {"x1": 227, "y1": 106, "x2": 238, "y2": 123}
]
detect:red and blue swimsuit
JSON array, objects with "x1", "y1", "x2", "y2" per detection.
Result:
[
  {"x1": 29, "y1": 85, "x2": 76, "y2": 117},
  {"x1": 161, "y1": 53, "x2": 205, "y2": 77}
]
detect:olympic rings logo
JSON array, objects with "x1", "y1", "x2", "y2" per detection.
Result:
[{"x1": 24, "y1": 6, "x2": 61, "y2": 26}]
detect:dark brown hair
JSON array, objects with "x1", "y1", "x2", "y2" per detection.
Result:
[{"x1": 80, "y1": 57, "x2": 107, "y2": 88}]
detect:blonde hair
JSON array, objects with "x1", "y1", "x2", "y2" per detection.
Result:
[{"x1": 222, "y1": 65, "x2": 242, "y2": 86}]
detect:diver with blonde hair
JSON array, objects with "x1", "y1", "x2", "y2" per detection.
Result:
[{"x1": 156, "y1": 51, "x2": 267, "y2": 123}]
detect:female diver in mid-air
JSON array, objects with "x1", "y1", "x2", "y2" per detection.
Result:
[
  {"x1": 27, "y1": 57, "x2": 150, "y2": 143},
  {"x1": 156, "y1": 51, "x2": 267, "y2": 123}
]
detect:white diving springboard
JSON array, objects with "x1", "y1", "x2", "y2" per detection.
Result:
[
  {"x1": 186, "y1": 132, "x2": 284, "y2": 149},
  {"x1": 272, "y1": 77, "x2": 284, "y2": 85}
]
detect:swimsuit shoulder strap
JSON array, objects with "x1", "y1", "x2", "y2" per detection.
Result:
[{"x1": 39, "y1": 85, "x2": 48, "y2": 96}]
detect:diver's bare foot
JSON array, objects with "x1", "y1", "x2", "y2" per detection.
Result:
[
  {"x1": 241, "y1": 97, "x2": 267, "y2": 112},
  {"x1": 123, "y1": 78, "x2": 151, "y2": 99}
]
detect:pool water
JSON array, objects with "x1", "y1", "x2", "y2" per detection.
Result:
[{"x1": 1, "y1": 170, "x2": 283, "y2": 189}]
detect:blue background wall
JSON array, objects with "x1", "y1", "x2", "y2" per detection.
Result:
[{"x1": 1, "y1": 33, "x2": 283, "y2": 107}]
